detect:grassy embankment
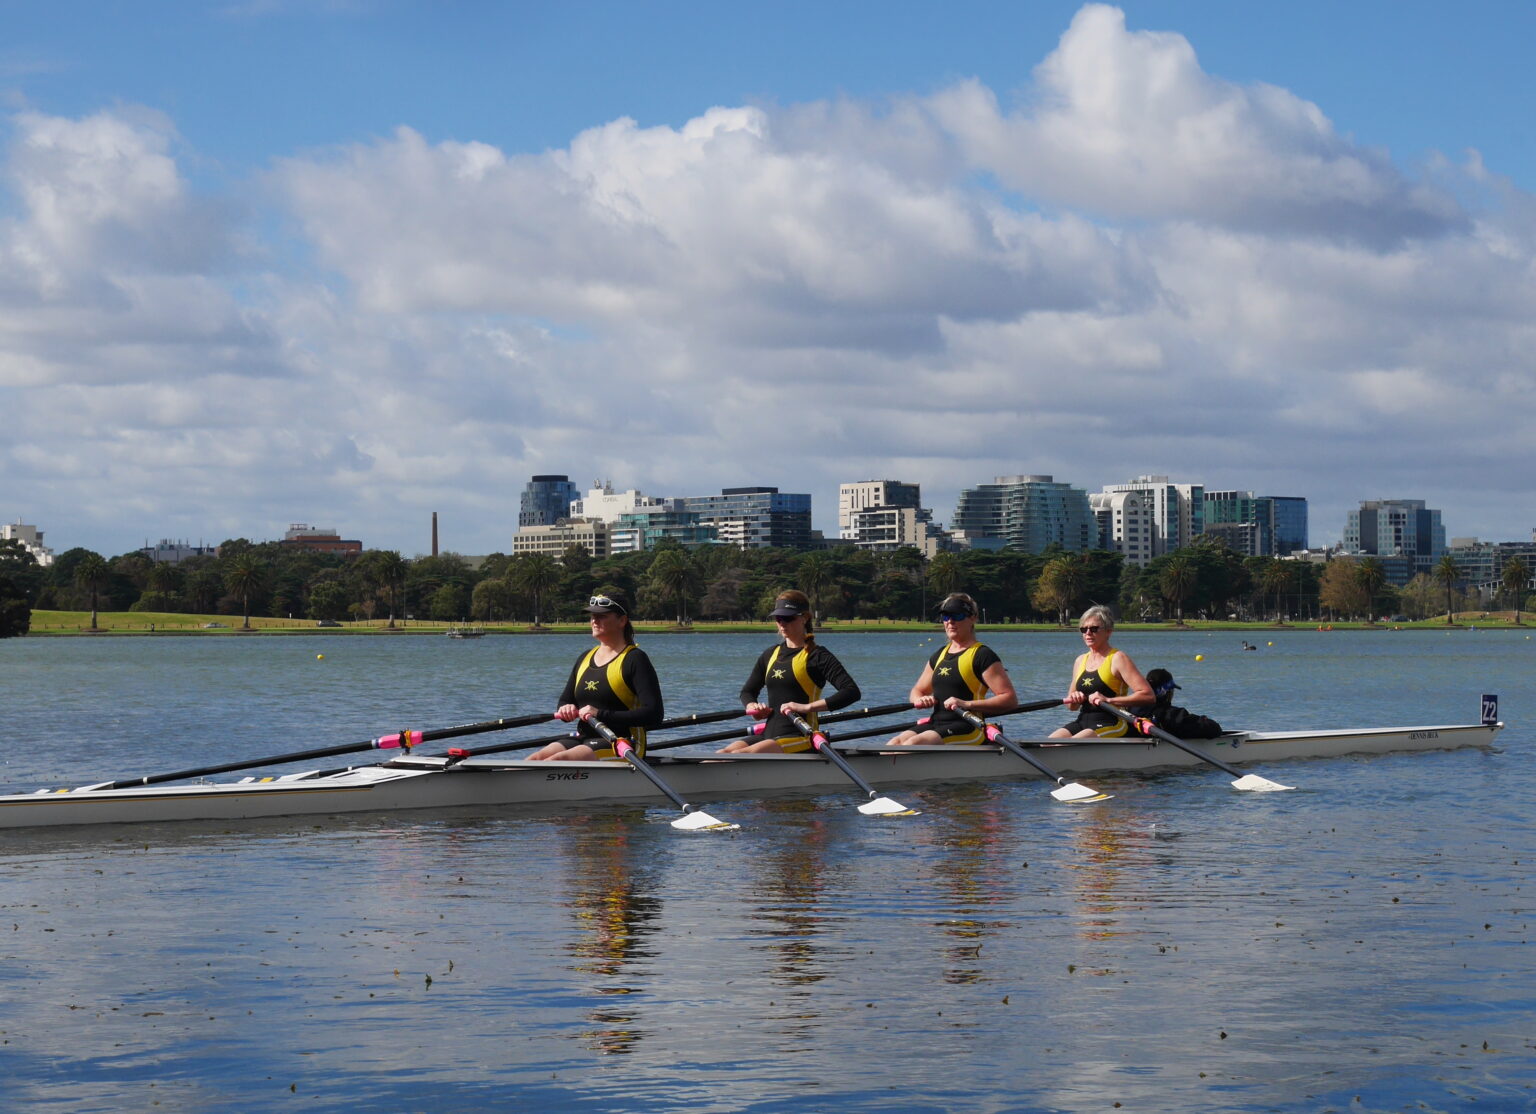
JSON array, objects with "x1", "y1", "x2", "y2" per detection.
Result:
[{"x1": 24, "y1": 610, "x2": 1533, "y2": 635}]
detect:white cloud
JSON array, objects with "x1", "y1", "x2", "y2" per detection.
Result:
[
  {"x1": 926, "y1": 4, "x2": 1465, "y2": 246},
  {"x1": 4, "y1": 5, "x2": 1536, "y2": 557}
]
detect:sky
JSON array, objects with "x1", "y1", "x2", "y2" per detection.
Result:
[{"x1": 4, "y1": 1, "x2": 1536, "y2": 558}]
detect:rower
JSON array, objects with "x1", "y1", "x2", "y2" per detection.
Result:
[
  {"x1": 887, "y1": 592, "x2": 1017, "y2": 746},
  {"x1": 718, "y1": 590, "x2": 862, "y2": 754},
  {"x1": 529, "y1": 591, "x2": 665, "y2": 761}
]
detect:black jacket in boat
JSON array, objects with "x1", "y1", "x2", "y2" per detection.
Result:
[{"x1": 1138, "y1": 702, "x2": 1225, "y2": 739}]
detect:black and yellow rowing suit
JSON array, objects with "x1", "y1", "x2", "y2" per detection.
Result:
[
  {"x1": 739, "y1": 641, "x2": 860, "y2": 753},
  {"x1": 1060, "y1": 649, "x2": 1131, "y2": 738},
  {"x1": 558, "y1": 644, "x2": 664, "y2": 758},
  {"x1": 924, "y1": 642, "x2": 1003, "y2": 744}
]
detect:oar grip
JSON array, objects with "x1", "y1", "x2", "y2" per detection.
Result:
[{"x1": 584, "y1": 714, "x2": 633, "y2": 755}]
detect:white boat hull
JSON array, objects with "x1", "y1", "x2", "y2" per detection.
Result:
[{"x1": 0, "y1": 722, "x2": 1502, "y2": 830}]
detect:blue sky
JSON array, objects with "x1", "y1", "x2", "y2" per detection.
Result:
[{"x1": 4, "y1": 1, "x2": 1535, "y2": 557}]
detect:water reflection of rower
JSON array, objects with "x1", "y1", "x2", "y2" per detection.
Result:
[
  {"x1": 561, "y1": 814, "x2": 663, "y2": 1055},
  {"x1": 925, "y1": 789, "x2": 1022, "y2": 985},
  {"x1": 746, "y1": 801, "x2": 838, "y2": 992}
]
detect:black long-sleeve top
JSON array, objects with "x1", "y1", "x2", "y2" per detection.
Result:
[
  {"x1": 559, "y1": 644, "x2": 665, "y2": 738},
  {"x1": 739, "y1": 640, "x2": 860, "y2": 739}
]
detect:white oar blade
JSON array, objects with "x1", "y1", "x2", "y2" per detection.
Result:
[
  {"x1": 1230, "y1": 773, "x2": 1294, "y2": 793},
  {"x1": 1050, "y1": 781, "x2": 1112, "y2": 803},
  {"x1": 670, "y1": 809, "x2": 739, "y2": 832},
  {"x1": 858, "y1": 796, "x2": 920, "y2": 817}
]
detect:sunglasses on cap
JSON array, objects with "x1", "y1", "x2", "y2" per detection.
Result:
[
  {"x1": 588, "y1": 595, "x2": 627, "y2": 615},
  {"x1": 939, "y1": 611, "x2": 971, "y2": 623}
]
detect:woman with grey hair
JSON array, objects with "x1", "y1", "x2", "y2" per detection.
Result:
[{"x1": 1050, "y1": 605, "x2": 1153, "y2": 739}]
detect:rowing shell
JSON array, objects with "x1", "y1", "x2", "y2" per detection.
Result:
[{"x1": 0, "y1": 721, "x2": 1501, "y2": 830}]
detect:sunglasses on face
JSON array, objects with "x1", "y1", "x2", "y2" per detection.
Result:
[
  {"x1": 774, "y1": 613, "x2": 803, "y2": 623},
  {"x1": 939, "y1": 611, "x2": 970, "y2": 623},
  {"x1": 588, "y1": 595, "x2": 627, "y2": 615},
  {"x1": 1079, "y1": 625, "x2": 1103, "y2": 634}
]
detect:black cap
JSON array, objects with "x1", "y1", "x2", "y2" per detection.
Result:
[
  {"x1": 937, "y1": 593, "x2": 976, "y2": 617},
  {"x1": 584, "y1": 594, "x2": 628, "y2": 616},
  {"x1": 769, "y1": 596, "x2": 808, "y2": 619},
  {"x1": 1147, "y1": 668, "x2": 1179, "y2": 697}
]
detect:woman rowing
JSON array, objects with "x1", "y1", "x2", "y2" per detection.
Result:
[
  {"x1": 718, "y1": 590, "x2": 861, "y2": 754},
  {"x1": 530, "y1": 592, "x2": 664, "y2": 761},
  {"x1": 1049, "y1": 604, "x2": 1153, "y2": 738},
  {"x1": 887, "y1": 592, "x2": 1017, "y2": 746}
]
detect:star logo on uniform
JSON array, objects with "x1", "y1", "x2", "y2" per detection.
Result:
[
  {"x1": 772, "y1": 669, "x2": 786, "y2": 679},
  {"x1": 585, "y1": 681, "x2": 599, "y2": 691},
  {"x1": 937, "y1": 666, "x2": 952, "y2": 676}
]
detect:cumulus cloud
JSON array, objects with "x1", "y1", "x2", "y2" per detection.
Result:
[
  {"x1": 4, "y1": 4, "x2": 1536, "y2": 556},
  {"x1": 927, "y1": 4, "x2": 1466, "y2": 246}
]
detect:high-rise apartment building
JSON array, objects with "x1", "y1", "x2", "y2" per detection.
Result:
[
  {"x1": 1343, "y1": 499, "x2": 1445, "y2": 584},
  {"x1": 838, "y1": 481, "x2": 922, "y2": 537},
  {"x1": 518, "y1": 475, "x2": 578, "y2": 528},
  {"x1": 612, "y1": 508, "x2": 718, "y2": 553},
  {"x1": 1099, "y1": 476, "x2": 1204, "y2": 557},
  {"x1": 680, "y1": 487, "x2": 813, "y2": 549},
  {"x1": 1271, "y1": 497, "x2": 1308, "y2": 555},
  {"x1": 1203, "y1": 491, "x2": 1310, "y2": 557},
  {"x1": 1089, "y1": 490, "x2": 1154, "y2": 566},
  {"x1": 951, "y1": 475, "x2": 1094, "y2": 554}
]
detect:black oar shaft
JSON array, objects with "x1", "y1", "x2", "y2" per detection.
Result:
[
  {"x1": 585, "y1": 718, "x2": 693, "y2": 813},
  {"x1": 1101, "y1": 705, "x2": 1244, "y2": 777},
  {"x1": 95, "y1": 710, "x2": 557, "y2": 790},
  {"x1": 787, "y1": 712, "x2": 883, "y2": 800},
  {"x1": 960, "y1": 710, "x2": 1068, "y2": 783}
]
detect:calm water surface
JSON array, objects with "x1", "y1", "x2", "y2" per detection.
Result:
[{"x1": 1, "y1": 630, "x2": 1533, "y2": 1112}]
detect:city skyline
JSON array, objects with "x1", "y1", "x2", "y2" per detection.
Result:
[
  {"x1": 23, "y1": 464, "x2": 1536, "y2": 564},
  {"x1": 5, "y1": 3, "x2": 1536, "y2": 557}
]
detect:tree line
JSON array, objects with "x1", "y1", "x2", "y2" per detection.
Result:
[{"x1": 3, "y1": 533, "x2": 1525, "y2": 638}]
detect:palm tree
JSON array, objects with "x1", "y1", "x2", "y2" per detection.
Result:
[
  {"x1": 73, "y1": 553, "x2": 109, "y2": 631},
  {"x1": 647, "y1": 548, "x2": 698, "y2": 625},
  {"x1": 369, "y1": 551, "x2": 408, "y2": 628},
  {"x1": 1502, "y1": 556, "x2": 1530, "y2": 624},
  {"x1": 796, "y1": 552, "x2": 834, "y2": 620},
  {"x1": 1356, "y1": 557, "x2": 1387, "y2": 623},
  {"x1": 1260, "y1": 560, "x2": 1293, "y2": 622},
  {"x1": 1434, "y1": 553, "x2": 1461, "y2": 625},
  {"x1": 926, "y1": 552, "x2": 960, "y2": 602},
  {"x1": 1161, "y1": 555, "x2": 1196, "y2": 624},
  {"x1": 510, "y1": 553, "x2": 562, "y2": 626},
  {"x1": 224, "y1": 554, "x2": 266, "y2": 630}
]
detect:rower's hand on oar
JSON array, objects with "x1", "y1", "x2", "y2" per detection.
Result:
[
  {"x1": 912, "y1": 694, "x2": 936, "y2": 709},
  {"x1": 555, "y1": 704, "x2": 581, "y2": 722},
  {"x1": 778, "y1": 701, "x2": 812, "y2": 717},
  {"x1": 745, "y1": 703, "x2": 770, "y2": 719}
]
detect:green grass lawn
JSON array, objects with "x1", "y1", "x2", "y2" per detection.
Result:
[{"x1": 23, "y1": 610, "x2": 1532, "y2": 635}]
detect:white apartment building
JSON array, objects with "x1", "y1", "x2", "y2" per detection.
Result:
[
  {"x1": 1089, "y1": 490, "x2": 1154, "y2": 566},
  {"x1": 2, "y1": 520, "x2": 55, "y2": 566},
  {"x1": 1099, "y1": 476, "x2": 1204, "y2": 558},
  {"x1": 569, "y1": 481, "x2": 669, "y2": 524},
  {"x1": 845, "y1": 505, "x2": 950, "y2": 559},
  {"x1": 838, "y1": 480, "x2": 921, "y2": 537}
]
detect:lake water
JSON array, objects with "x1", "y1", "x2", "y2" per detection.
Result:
[{"x1": 1, "y1": 630, "x2": 1532, "y2": 1112}]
